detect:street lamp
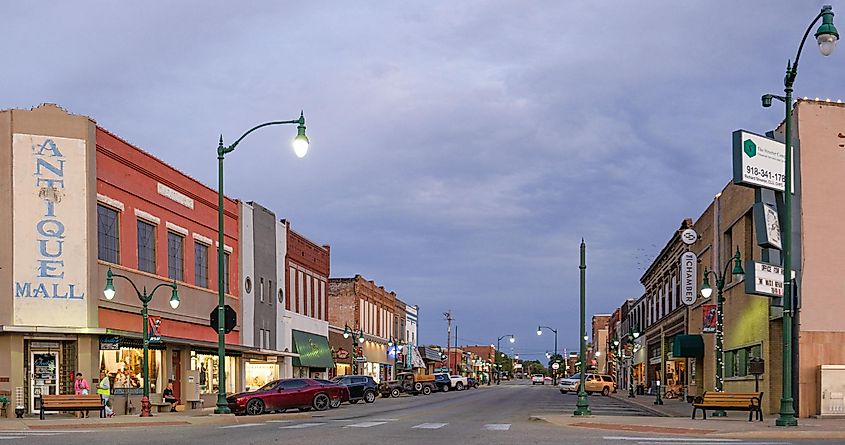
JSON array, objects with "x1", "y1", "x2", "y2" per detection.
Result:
[
  {"x1": 537, "y1": 325, "x2": 559, "y2": 380},
  {"x1": 494, "y1": 334, "x2": 515, "y2": 385},
  {"x1": 213, "y1": 112, "x2": 308, "y2": 414},
  {"x1": 614, "y1": 325, "x2": 640, "y2": 398},
  {"x1": 103, "y1": 267, "x2": 179, "y2": 417},
  {"x1": 699, "y1": 247, "x2": 744, "y2": 414},
  {"x1": 761, "y1": 5, "x2": 838, "y2": 428},
  {"x1": 574, "y1": 239, "x2": 591, "y2": 416}
]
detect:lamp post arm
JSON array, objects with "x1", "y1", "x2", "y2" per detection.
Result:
[
  {"x1": 109, "y1": 272, "x2": 143, "y2": 299},
  {"x1": 150, "y1": 282, "x2": 177, "y2": 298},
  {"x1": 789, "y1": 9, "x2": 828, "y2": 85},
  {"x1": 221, "y1": 118, "x2": 303, "y2": 155}
]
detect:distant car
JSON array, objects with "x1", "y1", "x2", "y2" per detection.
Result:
[
  {"x1": 466, "y1": 377, "x2": 479, "y2": 388},
  {"x1": 448, "y1": 375, "x2": 468, "y2": 391},
  {"x1": 558, "y1": 373, "x2": 616, "y2": 396},
  {"x1": 531, "y1": 374, "x2": 545, "y2": 385},
  {"x1": 543, "y1": 376, "x2": 552, "y2": 384},
  {"x1": 227, "y1": 378, "x2": 349, "y2": 415},
  {"x1": 434, "y1": 373, "x2": 452, "y2": 392},
  {"x1": 330, "y1": 375, "x2": 378, "y2": 404}
]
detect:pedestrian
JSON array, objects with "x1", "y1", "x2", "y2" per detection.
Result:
[
  {"x1": 163, "y1": 381, "x2": 178, "y2": 412},
  {"x1": 74, "y1": 372, "x2": 90, "y2": 418},
  {"x1": 97, "y1": 371, "x2": 114, "y2": 417}
]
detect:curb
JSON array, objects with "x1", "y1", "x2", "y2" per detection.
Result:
[{"x1": 610, "y1": 395, "x2": 671, "y2": 417}]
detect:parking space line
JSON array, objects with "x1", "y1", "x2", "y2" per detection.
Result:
[{"x1": 412, "y1": 422, "x2": 448, "y2": 429}]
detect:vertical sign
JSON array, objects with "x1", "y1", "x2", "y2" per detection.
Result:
[
  {"x1": 732, "y1": 130, "x2": 786, "y2": 191},
  {"x1": 702, "y1": 304, "x2": 717, "y2": 334},
  {"x1": 12, "y1": 134, "x2": 89, "y2": 327},
  {"x1": 680, "y1": 251, "x2": 698, "y2": 306}
]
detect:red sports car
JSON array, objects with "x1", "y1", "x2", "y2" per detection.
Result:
[{"x1": 227, "y1": 378, "x2": 350, "y2": 415}]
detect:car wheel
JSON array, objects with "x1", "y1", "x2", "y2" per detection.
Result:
[
  {"x1": 390, "y1": 388, "x2": 401, "y2": 398},
  {"x1": 456, "y1": 382, "x2": 464, "y2": 391},
  {"x1": 560, "y1": 390, "x2": 568, "y2": 394},
  {"x1": 245, "y1": 398, "x2": 264, "y2": 416},
  {"x1": 313, "y1": 393, "x2": 330, "y2": 411},
  {"x1": 602, "y1": 386, "x2": 610, "y2": 397},
  {"x1": 441, "y1": 384, "x2": 449, "y2": 392},
  {"x1": 414, "y1": 382, "x2": 423, "y2": 392},
  {"x1": 364, "y1": 391, "x2": 376, "y2": 403},
  {"x1": 422, "y1": 385, "x2": 432, "y2": 395},
  {"x1": 587, "y1": 391, "x2": 594, "y2": 396},
  {"x1": 349, "y1": 399, "x2": 359, "y2": 404},
  {"x1": 329, "y1": 398, "x2": 342, "y2": 409}
]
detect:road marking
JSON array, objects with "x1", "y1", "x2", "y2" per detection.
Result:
[
  {"x1": 280, "y1": 422, "x2": 326, "y2": 429},
  {"x1": 633, "y1": 443, "x2": 788, "y2": 445},
  {"x1": 219, "y1": 423, "x2": 262, "y2": 429},
  {"x1": 412, "y1": 422, "x2": 448, "y2": 429},
  {"x1": 345, "y1": 421, "x2": 388, "y2": 428},
  {"x1": 0, "y1": 437, "x2": 25, "y2": 440},
  {"x1": 264, "y1": 419, "x2": 292, "y2": 423},
  {"x1": 604, "y1": 438, "x2": 744, "y2": 442},
  {"x1": 482, "y1": 423, "x2": 511, "y2": 431},
  {"x1": 369, "y1": 418, "x2": 399, "y2": 421}
]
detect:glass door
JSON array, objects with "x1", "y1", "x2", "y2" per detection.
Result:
[{"x1": 31, "y1": 351, "x2": 59, "y2": 414}]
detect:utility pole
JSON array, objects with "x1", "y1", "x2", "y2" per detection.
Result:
[
  {"x1": 455, "y1": 324, "x2": 459, "y2": 375},
  {"x1": 444, "y1": 311, "x2": 452, "y2": 373}
]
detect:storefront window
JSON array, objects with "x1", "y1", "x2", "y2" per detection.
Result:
[
  {"x1": 245, "y1": 362, "x2": 278, "y2": 392},
  {"x1": 191, "y1": 353, "x2": 236, "y2": 394},
  {"x1": 99, "y1": 348, "x2": 163, "y2": 393}
]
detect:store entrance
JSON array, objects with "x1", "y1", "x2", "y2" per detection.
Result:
[
  {"x1": 171, "y1": 350, "x2": 182, "y2": 401},
  {"x1": 30, "y1": 351, "x2": 59, "y2": 414}
]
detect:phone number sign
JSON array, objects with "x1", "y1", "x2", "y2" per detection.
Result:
[{"x1": 732, "y1": 130, "x2": 786, "y2": 192}]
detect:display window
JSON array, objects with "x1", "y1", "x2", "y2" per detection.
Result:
[
  {"x1": 99, "y1": 349, "x2": 163, "y2": 393},
  {"x1": 245, "y1": 362, "x2": 278, "y2": 392},
  {"x1": 191, "y1": 352, "x2": 236, "y2": 394}
]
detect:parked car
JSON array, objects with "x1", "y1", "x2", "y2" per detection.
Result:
[
  {"x1": 227, "y1": 378, "x2": 349, "y2": 415},
  {"x1": 531, "y1": 374, "x2": 545, "y2": 385},
  {"x1": 466, "y1": 377, "x2": 479, "y2": 388},
  {"x1": 543, "y1": 376, "x2": 553, "y2": 384},
  {"x1": 330, "y1": 375, "x2": 378, "y2": 404},
  {"x1": 434, "y1": 373, "x2": 452, "y2": 392},
  {"x1": 558, "y1": 373, "x2": 616, "y2": 396},
  {"x1": 448, "y1": 374, "x2": 468, "y2": 391},
  {"x1": 379, "y1": 372, "x2": 436, "y2": 397}
]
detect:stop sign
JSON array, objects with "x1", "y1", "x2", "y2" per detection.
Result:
[{"x1": 210, "y1": 304, "x2": 237, "y2": 334}]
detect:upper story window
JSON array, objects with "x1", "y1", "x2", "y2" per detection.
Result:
[
  {"x1": 194, "y1": 242, "x2": 208, "y2": 288},
  {"x1": 97, "y1": 204, "x2": 120, "y2": 263},
  {"x1": 137, "y1": 220, "x2": 156, "y2": 274},
  {"x1": 223, "y1": 252, "x2": 231, "y2": 294},
  {"x1": 167, "y1": 232, "x2": 184, "y2": 281}
]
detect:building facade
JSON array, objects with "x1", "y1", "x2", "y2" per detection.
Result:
[{"x1": 0, "y1": 104, "x2": 243, "y2": 415}]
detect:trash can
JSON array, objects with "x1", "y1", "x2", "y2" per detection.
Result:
[{"x1": 637, "y1": 383, "x2": 645, "y2": 395}]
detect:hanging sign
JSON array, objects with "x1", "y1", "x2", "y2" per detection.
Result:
[
  {"x1": 732, "y1": 130, "x2": 786, "y2": 192},
  {"x1": 754, "y1": 202, "x2": 782, "y2": 250},
  {"x1": 681, "y1": 229, "x2": 698, "y2": 245},
  {"x1": 744, "y1": 261, "x2": 785, "y2": 297},
  {"x1": 702, "y1": 304, "x2": 717, "y2": 334},
  {"x1": 680, "y1": 251, "x2": 698, "y2": 306}
]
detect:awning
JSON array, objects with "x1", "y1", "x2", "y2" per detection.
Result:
[
  {"x1": 672, "y1": 334, "x2": 704, "y2": 358},
  {"x1": 411, "y1": 347, "x2": 426, "y2": 369},
  {"x1": 420, "y1": 346, "x2": 443, "y2": 362},
  {"x1": 99, "y1": 335, "x2": 166, "y2": 351},
  {"x1": 291, "y1": 330, "x2": 334, "y2": 369}
]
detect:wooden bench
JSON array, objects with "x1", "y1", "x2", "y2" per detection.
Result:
[
  {"x1": 691, "y1": 391, "x2": 763, "y2": 421},
  {"x1": 39, "y1": 395, "x2": 104, "y2": 420}
]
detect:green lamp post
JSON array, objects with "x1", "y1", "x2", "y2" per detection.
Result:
[
  {"x1": 761, "y1": 5, "x2": 838, "y2": 427},
  {"x1": 104, "y1": 267, "x2": 179, "y2": 417},
  {"x1": 214, "y1": 112, "x2": 309, "y2": 414},
  {"x1": 574, "y1": 239, "x2": 591, "y2": 416},
  {"x1": 343, "y1": 324, "x2": 365, "y2": 374},
  {"x1": 495, "y1": 334, "x2": 515, "y2": 385},
  {"x1": 699, "y1": 247, "x2": 745, "y2": 416}
]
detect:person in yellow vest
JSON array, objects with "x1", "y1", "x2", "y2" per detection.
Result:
[{"x1": 97, "y1": 371, "x2": 114, "y2": 417}]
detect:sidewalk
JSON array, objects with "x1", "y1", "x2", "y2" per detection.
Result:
[
  {"x1": 610, "y1": 392, "x2": 691, "y2": 417},
  {"x1": 533, "y1": 409, "x2": 845, "y2": 440},
  {"x1": 0, "y1": 408, "x2": 312, "y2": 431}
]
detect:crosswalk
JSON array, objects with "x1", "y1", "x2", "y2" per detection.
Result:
[
  {"x1": 536, "y1": 394, "x2": 653, "y2": 417},
  {"x1": 0, "y1": 431, "x2": 97, "y2": 440},
  {"x1": 219, "y1": 418, "x2": 512, "y2": 432},
  {"x1": 603, "y1": 437, "x2": 791, "y2": 445}
]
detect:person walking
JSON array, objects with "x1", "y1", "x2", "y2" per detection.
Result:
[
  {"x1": 97, "y1": 371, "x2": 114, "y2": 417},
  {"x1": 74, "y1": 372, "x2": 90, "y2": 418}
]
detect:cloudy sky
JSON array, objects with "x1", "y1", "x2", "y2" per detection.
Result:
[{"x1": 4, "y1": 1, "x2": 843, "y2": 359}]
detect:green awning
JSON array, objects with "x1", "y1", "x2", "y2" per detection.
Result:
[
  {"x1": 291, "y1": 330, "x2": 334, "y2": 369},
  {"x1": 672, "y1": 334, "x2": 704, "y2": 358}
]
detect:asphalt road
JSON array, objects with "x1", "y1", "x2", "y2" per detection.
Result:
[{"x1": 1, "y1": 381, "x2": 837, "y2": 445}]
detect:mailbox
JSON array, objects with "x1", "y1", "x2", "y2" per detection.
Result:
[{"x1": 749, "y1": 357, "x2": 765, "y2": 376}]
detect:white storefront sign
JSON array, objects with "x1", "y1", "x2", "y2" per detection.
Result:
[
  {"x1": 745, "y1": 261, "x2": 785, "y2": 297},
  {"x1": 680, "y1": 251, "x2": 698, "y2": 306},
  {"x1": 732, "y1": 130, "x2": 786, "y2": 192},
  {"x1": 12, "y1": 134, "x2": 89, "y2": 327}
]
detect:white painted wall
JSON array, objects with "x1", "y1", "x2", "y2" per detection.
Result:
[
  {"x1": 239, "y1": 202, "x2": 255, "y2": 348},
  {"x1": 275, "y1": 219, "x2": 288, "y2": 356}
]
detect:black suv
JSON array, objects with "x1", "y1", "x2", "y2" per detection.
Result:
[
  {"x1": 433, "y1": 373, "x2": 451, "y2": 392},
  {"x1": 331, "y1": 375, "x2": 378, "y2": 404}
]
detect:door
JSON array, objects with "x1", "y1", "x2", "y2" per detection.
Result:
[
  {"x1": 31, "y1": 351, "x2": 59, "y2": 414},
  {"x1": 350, "y1": 377, "x2": 366, "y2": 399},
  {"x1": 276, "y1": 379, "x2": 308, "y2": 408},
  {"x1": 171, "y1": 351, "x2": 182, "y2": 401}
]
